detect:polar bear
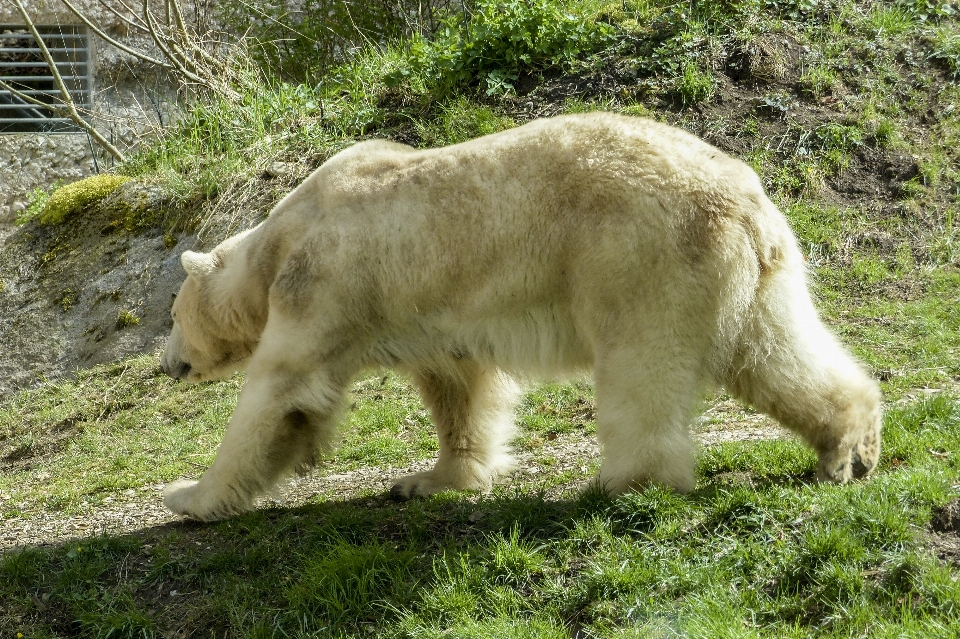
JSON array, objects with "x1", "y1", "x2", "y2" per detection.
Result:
[{"x1": 160, "y1": 112, "x2": 882, "y2": 521}]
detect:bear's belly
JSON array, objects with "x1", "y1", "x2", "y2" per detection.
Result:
[{"x1": 368, "y1": 306, "x2": 593, "y2": 374}]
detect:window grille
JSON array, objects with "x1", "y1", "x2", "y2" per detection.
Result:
[{"x1": 0, "y1": 25, "x2": 91, "y2": 133}]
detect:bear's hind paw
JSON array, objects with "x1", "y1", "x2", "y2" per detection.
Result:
[
  {"x1": 389, "y1": 463, "x2": 504, "y2": 500},
  {"x1": 389, "y1": 471, "x2": 454, "y2": 501}
]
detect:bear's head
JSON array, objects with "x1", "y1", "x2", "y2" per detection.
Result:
[{"x1": 161, "y1": 234, "x2": 264, "y2": 382}]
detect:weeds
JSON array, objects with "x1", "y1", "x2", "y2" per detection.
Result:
[
  {"x1": 15, "y1": 186, "x2": 51, "y2": 225},
  {"x1": 930, "y1": 25, "x2": 960, "y2": 77},
  {"x1": 385, "y1": 0, "x2": 615, "y2": 96},
  {"x1": 115, "y1": 309, "x2": 141, "y2": 330}
]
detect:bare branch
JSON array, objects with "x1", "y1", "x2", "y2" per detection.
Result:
[
  {"x1": 97, "y1": 0, "x2": 150, "y2": 33},
  {"x1": 167, "y1": 0, "x2": 227, "y2": 77},
  {"x1": 9, "y1": 0, "x2": 125, "y2": 161},
  {"x1": 168, "y1": 0, "x2": 188, "y2": 35},
  {"x1": 0, "y1": 79, "x2": 71, "y2": 114},
  {"x1": 0, "y1": 79, "x2": 125, "y2": 162},
  {"x1": 60, "y1": 0, "x2": 172, "y2": 69},
  {"x1": 141, "y1": 0, "x2": 214, "y2": 91},
  {"x1": 229, "y1": 0, "x2": 322, "y2": 43}
]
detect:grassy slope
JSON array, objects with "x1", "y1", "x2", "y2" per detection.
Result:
[{"x1": 4, "y1": 0, "x2": 960, "y2": 636}]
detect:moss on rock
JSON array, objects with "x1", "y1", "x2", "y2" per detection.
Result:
[{"x1": 39, "y1": 175, "x2": 131, "y2": 225}]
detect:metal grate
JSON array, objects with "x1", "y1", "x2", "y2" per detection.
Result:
[{"x1": 0, "y1": 24, "x2": 91, "y2": 133}]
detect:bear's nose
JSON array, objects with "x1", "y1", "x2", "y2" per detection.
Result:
[{"x1": 161, "y1": 359, "x2": 192, "y2": 379}]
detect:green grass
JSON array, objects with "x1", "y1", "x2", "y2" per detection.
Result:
[{"x1": 0, "y1": 359, "x2": 448, "y2": 519}]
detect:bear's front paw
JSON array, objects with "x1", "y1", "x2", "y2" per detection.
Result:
[
  {"x1": 163, "y1": 479, "x2": 203, "y2": 518},
  {"x1": 816, "y1": 454, "x2": 853, "y2": 484},
  {"x1": 163, "y1": 478, "x2": 252, "y2": 521},
  {"x1": 850, "y1": 425, "x2": 881, "y2": 479},
  {"x1": 816, "y1": 426, "x2": 882, "y2": 484}
]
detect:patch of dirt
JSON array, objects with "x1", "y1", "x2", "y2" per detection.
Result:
[
  {"x1": 933, "y1": 498, "x2": 960, "y2": 533},
  {"x1": 0, "y1": 418, "x2": 81, "y2": 473},
  {"x1": 0, "y1": 422, "x2": 785, "y2": 552},
  {"x1": 928, "y1": 498, "x2": 960, "y2": 565}
]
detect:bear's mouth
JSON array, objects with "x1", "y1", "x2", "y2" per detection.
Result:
[
  {"x1": 201, "y1": 350, "x2": 254, "y2": 380},
  {"x1": 160, "y1": 357, "x2": 192, "y2": 380}
]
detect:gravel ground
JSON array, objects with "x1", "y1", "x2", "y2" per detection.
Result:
[{"x1": 1, "y1": 419, "x2": 787, "y2": 552}]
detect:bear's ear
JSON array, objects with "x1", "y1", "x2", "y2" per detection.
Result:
[{"x1": 181, "y1": 250, "x2": 217, "y2": 277}]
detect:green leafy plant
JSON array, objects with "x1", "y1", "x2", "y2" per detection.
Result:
[
  {"x1": 896, "y1": 0, "x2": 956, "y2": 22},
  {"x1": 16, "y1": 186, "x2": 52, "y2": 225},
  {"x1": 930, "y1": 26, "x2": 960, "y2": 77},
  {"x1": 386, "y1": 0, "x2": 615, "y2": 95}
]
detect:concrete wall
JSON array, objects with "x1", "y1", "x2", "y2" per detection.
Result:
[{"x1": 0, "y1": 0, "x2": 176, "y2": 219}]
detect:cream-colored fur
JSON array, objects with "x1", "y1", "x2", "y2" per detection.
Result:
[{"x1": 160, "y1": 113, "x2": 882, "y2": 521}]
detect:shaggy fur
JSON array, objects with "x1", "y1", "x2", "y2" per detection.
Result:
[{"x1": 160, "y1": 113, "x2": 882, "y2": 521}]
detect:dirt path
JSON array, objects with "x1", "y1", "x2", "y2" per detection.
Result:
[{"x1": 1, "y1": 418, "x2": 786, "y2": 551}]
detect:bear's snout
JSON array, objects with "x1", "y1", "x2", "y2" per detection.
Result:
[{"x1": 161, "y1": 358, "x2": 192, "y2": 380}]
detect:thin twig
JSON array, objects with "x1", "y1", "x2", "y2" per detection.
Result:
[
  {"x1": 168, "y1": 0, "x2": 189, "y2": 35},
  {"x1": 141, "y1": 0, "x2": 214, "y2": 91},
  {"x1": 97, "y1": 0, "x2": 150, "y2": 33},
  {"x1": 111, "y1": 0, "x2": 151, "y2": 30},
  {"x1": 9, "y1": 0, "x2": 125, "y2": 161},
  {"x1": 0, "y1": 78, "x2": 74, "y2": 116},
  {"x1": 61, "y1": 0, "x2": 171, "y2": 69}
]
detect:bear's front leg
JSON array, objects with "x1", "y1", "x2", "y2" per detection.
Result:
[{"x1": 164, "y1": 364, "x2": 345, "y2": 521}]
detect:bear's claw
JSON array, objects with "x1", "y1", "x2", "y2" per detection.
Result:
[
  {"x1": 389, "y1": 482, "x2": 415, "y2": 501},
  {"x1": 851, "y1": 447, "x2": 870, "y2": 478}
]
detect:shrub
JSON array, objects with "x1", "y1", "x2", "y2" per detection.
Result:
[
  {"x1": 217, "y1": 0, "x2": 411, "y2": 80},
  {"x1": 386, "y1": 0, "x2": 615, "y2": 95}
]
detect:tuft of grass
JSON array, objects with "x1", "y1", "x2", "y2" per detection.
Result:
[
  {"x1": 676, "y1": 61, "x2": 715, "y2": 106},
  {"x1": 286, "y1": 536, "x2": 419, "y2": 631},
  {"x1": 800, "y1": 65, "x2": 839, "y2": 99},
  {"x1": 930, "y1": 25, "x2": 960, "y2": 77},
  {"x1": 866, "y1": 5, "x2": 918, "y2": 38},
  {"x1": 115, "y1": 309, "x2": 141, "y2": 330},
  {"x1": 415, "y1": 97, "x2": 516, "y2": 147}
]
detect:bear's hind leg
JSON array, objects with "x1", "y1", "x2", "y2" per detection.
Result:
[
  {"x1": 390, "y1": 358, "x2": 519, "y2": 499},
  {"x1": 164, "y1": 362, "x2": 348, "y2": 521},
  {"x1": 723, "y1": 268, "x2": 882, "y2": 483}
]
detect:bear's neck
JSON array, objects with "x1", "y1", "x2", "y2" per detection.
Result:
[{"x1": 219, "y1": 223, "x2": 274, "y2": 341}]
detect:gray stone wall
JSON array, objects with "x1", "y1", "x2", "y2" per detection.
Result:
[
  {"x1": 0, "y1": 135, "x2": 96, "y2": 222},
  {"x1": 0, "y1": 0, "x2": 174, "y2": 215}
]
